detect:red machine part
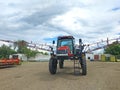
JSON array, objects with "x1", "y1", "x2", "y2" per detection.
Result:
[
  {"x1": 0, "y1": 58, "x2": 21, "y2": 67},
  {"x1": 57, "y1": 46, "x2": 74, "y2": 57}
]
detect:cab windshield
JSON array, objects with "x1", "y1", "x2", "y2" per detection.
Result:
[{"x1": 58, "y1": 39, "x2": 73, "y2": 51}]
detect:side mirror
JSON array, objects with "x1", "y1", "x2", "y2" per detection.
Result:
[
  {"x1": 79, "y1": 39, "x2": 82, "y2": 44},
  {"x1": 53, "y1": 40, "x2": 55, "y2": 44}
]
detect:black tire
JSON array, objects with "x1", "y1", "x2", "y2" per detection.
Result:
[
  {"x1": 49, "y1": 57, "x2": 57, "y2": 74},
  {"x1": 81, "y1": 59, "x2": 87, "y2": 75},
  {"x1": 59, "y1": 59, "x2": 64, "y2": 69}
]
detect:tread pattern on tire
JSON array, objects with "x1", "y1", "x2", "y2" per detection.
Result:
[{"x1": 49, "y1": 57, "x2": 57, "y2": 74}]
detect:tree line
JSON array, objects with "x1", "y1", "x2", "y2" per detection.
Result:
[
  {"x1": 0, "y1": 40, "x2": 48, "y2": 59},
  {"x1": 104, "y1": 41, "x2": 120, "y2": 58}
]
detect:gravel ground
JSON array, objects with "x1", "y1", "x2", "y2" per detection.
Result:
[{"x1": 0, "y1": 61, "x2": 120, "y2": 90}]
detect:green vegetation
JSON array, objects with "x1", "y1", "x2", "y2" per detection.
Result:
[
  {"x1": 104, "y1": 41, "x2": 120, "y2": 60},
  {"x1": 18, "y1": 46, "x2": 39, "y2": 58},
  {"x1": 0, "y1": 45, "x2": 16, "y2": 59},
  {"x1": 13, "y1": 40, "x2": 28, "y2": 51},
  {"x1": 13, "y1": 40, "x2": 38, "y2": 58},
  {"x1": 0, "y1": 40, "x2": 49, "y2": 59},
  {"x1": 104, "y1": 43, "x2": 120, "y2": 55},
  {"x1": 44, "y1": 52, "x2": 49, "y2": 55}
]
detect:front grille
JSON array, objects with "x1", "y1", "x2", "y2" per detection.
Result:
[{"x1": 57, "y1": 50, "x2": 68, "y2": 54}]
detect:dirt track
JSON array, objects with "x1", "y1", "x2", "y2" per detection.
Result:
[{"x1": 0, "y1": 61, "x2": 120, "y2": 90}]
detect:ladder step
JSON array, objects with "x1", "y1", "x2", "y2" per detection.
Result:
[
  {"x1": 74, "y1": 67, "x2": 81, "y2": 69},
  {"x1": 74, "y1": 63, "x2": 79, "y2": 64},
  {"x1": 74, "y1": 59, "x2": 81, "y2": 75}
]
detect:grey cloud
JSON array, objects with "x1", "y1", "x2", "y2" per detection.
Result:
[
  {"x1": 0, "y1": 0, "x2": 120, "y2": 44},
  {"x1": 19, "y1": 4, "x2": 69, "y2": 26},
  {"x1": 45, "y1": 23, "x2": 93, "y2": 39},
  {"x1": 0, "y1": 0, "x2": 85, "y2": 42},
  {"x1": 112, "y1": 7, "x2": 120, "y2": 11},
  {"x1": 18, "y1": 0, "x2": 85, "y2": 26},
  {"x1": 8, "y1": 3, "x2": 17, "y2": 7}
]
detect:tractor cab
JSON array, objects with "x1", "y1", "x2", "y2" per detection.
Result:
[{"x1": 56, "y1": 36, "x2": 75, "y2": 58}]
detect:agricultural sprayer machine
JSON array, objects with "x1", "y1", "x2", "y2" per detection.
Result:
[{"x1": 49, "y1": 36, "x2": 87, "y2": 75}]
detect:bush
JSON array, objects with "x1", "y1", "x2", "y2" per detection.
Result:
[
  {"x1": 44, "y1": 52, "x2": 49, "y2": 55},
  {"x1": 0, "y1": 44, "x2": 16, "y2": 59},
  {"x1": 104, "y1": 43, "x2": 120, "y2": 55}
]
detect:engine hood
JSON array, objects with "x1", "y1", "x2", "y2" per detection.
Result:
[
  {"x1": 57, "y1": 46, "x2": 73, "y2": 57},
  {"x1": 57, "y1": 46, "x2": 69, "y2": 50}
]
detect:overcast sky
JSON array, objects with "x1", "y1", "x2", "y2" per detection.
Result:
[{"x1": 0, "y1": 0, "x2": 120, "y2": 44}]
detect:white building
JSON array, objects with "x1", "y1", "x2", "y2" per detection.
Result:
[
  {"x1": 28, "y1": 53, "x2": 50, "y2": 62},
  {"x1": 85, "y1": 53, "x2": 94, "y2": 61}
]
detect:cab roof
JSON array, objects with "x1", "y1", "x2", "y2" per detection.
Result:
[{"x1": 58, "y1": 36, "x2": 74, "y2": 40}]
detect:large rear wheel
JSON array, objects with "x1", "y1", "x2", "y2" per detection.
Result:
[
  {"x1": 49, "y1": 57, "x2": 57, "y2": 74},
  {"x1": 81, "y1": 59, "x2": 87, "y2": 75}
]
